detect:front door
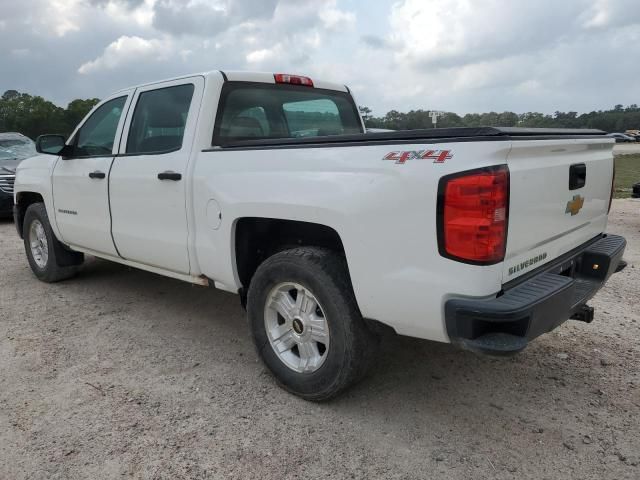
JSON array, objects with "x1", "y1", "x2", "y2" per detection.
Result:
[
  {"x1": 109, "y1": 77, "x2": 203, "y2": 274},
  {"x1": 52, "y1": 92, "x2": 133, "y2": 256}
]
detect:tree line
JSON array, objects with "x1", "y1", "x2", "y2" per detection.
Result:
[
  {"x1": 0, "y1": 90, "x2": 99, "y2": 140},
  {"x1": 359, "y1": 104, "x2": 640, "y2": 132},
  {"x1": 1, "y1": 89, "x2": 639, "y2": 139}
]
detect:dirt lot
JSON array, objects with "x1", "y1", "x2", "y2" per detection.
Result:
[
  {"x1": 614, "y1": 143, "x2": 640, "y2": 155},
  {"x1": 1, "y1": 200, "x2": 639, "y2": 480}
]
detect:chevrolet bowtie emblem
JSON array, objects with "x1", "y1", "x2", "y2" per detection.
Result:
[{"x1": 565, "y1": 194, "x2": 585, "y2": 216}]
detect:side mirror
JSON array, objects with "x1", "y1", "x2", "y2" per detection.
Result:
[{"x1": 35, "y1": 134, "x2": 67, "y2": 155}]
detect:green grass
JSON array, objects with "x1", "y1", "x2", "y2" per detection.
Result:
[{"x1": 614, "y1": 154, "x2": 640, "y2": 198}]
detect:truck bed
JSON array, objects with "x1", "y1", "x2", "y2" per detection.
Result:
[{"x1": 193, "y1": 125, "x2": 616, "y2": 341}]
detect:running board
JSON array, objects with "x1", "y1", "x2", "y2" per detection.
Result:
[{"x1": 66, "y1": 245, "x2": 210, "y2": 286}]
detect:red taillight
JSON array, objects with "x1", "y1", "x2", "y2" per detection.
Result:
[
  {"x1": 437, "y1": 166, "x2": 509, "y2": 264},
  {"x1": 274, "y1": 73, "x2": 314, "y2": 87}
]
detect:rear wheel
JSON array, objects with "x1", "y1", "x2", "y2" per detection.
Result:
[
  {"x1": 247, "y1": 247, "x2": 378, "y2": 401},
  {"x1": 23, "y1": 203, "x2": 83, "y2": 282},
  {"x1": 263, "y1": 281, "x2": 331, "y2": 374}
]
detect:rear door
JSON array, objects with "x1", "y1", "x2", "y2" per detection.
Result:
[
  {"x1": 52, "y1": 92, "x2": 134, "y2": 255},
  {"x1": 503, "y1": 137, "x2": 614, "y2": 282},
  {"x1": 109, "y1": 76, "x2": 203, "y2": 274}
]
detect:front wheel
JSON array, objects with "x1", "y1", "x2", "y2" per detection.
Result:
[
  {"x1": 23, "y1": 203, "x2": 83, "y2": 282},
  {"x1": 247, "y1": 247, "x2": 378, "y2": 401}
]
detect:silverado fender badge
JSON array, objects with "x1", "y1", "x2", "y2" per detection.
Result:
[
  {"x1": 58, "y1": 209, "x2": 78, "y2": 215},
  {"x1": 565, "y1": 194, "x2": 585, "y2": 216},
  {"x1": 383, "y1": 149, "x2": 452, "y2": 164}
]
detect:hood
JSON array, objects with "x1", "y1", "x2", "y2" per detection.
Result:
[
  {"x1": 0, "y1": 134, "x2": 37, "y2": 172},
  {"x1": 0, "y1": 159, "x2": 20, "y2": 174}
]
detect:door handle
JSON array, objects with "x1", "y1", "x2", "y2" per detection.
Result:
[
  {"x1": 88, "y1": 171, "x2": 106, "y2": 179},
  {"x1": 157, "y1": 171, "x2": 182, "y2": 181}
]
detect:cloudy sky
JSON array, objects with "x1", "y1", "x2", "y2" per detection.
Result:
[{"x1": 1, "y1": 0, "x2": 638, "y2": 116}]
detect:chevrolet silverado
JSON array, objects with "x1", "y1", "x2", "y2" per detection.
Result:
[{"x1": 13, "y1": 71, "x2": 626, "y2": 400}]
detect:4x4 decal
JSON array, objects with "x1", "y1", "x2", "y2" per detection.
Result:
[{"x1": 383, "y1": 149, "x2": 453, "y2": 164}]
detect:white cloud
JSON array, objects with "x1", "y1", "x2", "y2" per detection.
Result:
[
  {"x1": 101, "y1": 0, "x2": 156, "y2": 28},
  {"x1": 246, "y1": 47, "x2": 278, "y2": 64},
  {"x1": 337, "y1": 0, "x2": 639, "y2": 114},
  {"x1": 10, "y1": 48, "x2": 31, "y2": 58},
  {"x1": 78, "y1": 36, "x2": 172, "y2": 74},
  {"x1": 72, "y1": 0, "x2": 356, "y2": 85},
  {"x1": 319, "y1": 5, "x2": 356, "y2": 30},
  {"x1": 1, "y1": 0, "x2": 639, "y2": 116},
  {"x1": 581, "y1": 0, "x2": 640, "y2": 28},
  {"x1": 388, "y1": 0, "x2": 586, "y2": 69},
  {"x1": 151, "y1": 0, "x2": 278, "y2": 36},
  {"x1": 46, "y1": 0, "x2": 84, "y2": 37}
]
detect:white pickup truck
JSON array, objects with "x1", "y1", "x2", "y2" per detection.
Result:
[{"x1": 14, "y1": 71, "x2": 626, "y2": 400}]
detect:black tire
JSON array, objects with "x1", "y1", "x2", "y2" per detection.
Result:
[
  {"x1": 247, "y1": 247, "x2": 378, "y2": 401},
  {"x1": 23, "y1": 203, "x2": 83, "y2": 282}
]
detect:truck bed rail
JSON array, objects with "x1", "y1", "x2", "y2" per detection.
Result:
[{"x1": 208, "y1": 127, "x2": 608, "y2": 150}]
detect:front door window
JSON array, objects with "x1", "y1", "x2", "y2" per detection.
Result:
[{"x1": 74, "y1": 96, "x2": 127, "y2": 157}]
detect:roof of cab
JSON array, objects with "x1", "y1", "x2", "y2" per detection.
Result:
[{"x1": 114, "y1": 70, "x2": 349, "y2": 95}]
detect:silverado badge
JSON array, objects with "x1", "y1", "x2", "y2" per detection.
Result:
[{"x1": 565, "y1": 194, "x2": 584, "y2": 216}]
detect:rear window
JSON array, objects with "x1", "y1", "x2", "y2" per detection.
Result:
[{"x1": 213, "y1": 82, "x2": 363, "y2": 145}]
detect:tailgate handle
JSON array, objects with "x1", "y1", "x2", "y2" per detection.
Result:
[{"x1": 569, "y1": 163, "x2": 586, "y2": 190}]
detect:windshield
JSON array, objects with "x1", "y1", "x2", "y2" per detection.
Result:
[
  {"x1": 0, "y1": 135, "x2": 37, "y2": 161},
  {"x1": 214, "y1": 82, "x2": 363, "y2": 145}
]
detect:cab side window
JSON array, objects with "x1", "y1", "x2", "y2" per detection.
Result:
[
  {"x1": 126, "y1": 84, "x2": 195, "y2": 155},
  {"x1": 74, "y1": 96, "x2": 126, "y2": 157}
]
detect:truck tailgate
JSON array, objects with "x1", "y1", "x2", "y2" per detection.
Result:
[{"x1": 503, "y1": 138, "x2": 614, "y2": 282}]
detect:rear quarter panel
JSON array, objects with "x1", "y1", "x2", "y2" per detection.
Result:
[{"x1": 191, "y1": 141, "x2": 511, "y2": 342}]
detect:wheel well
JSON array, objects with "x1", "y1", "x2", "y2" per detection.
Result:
[
  {"x1": 234, "y1": 217, "x2": 346, "y2": 290},
  {"x1": 14, "y1": 192, "x2": 44, "y2": 238}
]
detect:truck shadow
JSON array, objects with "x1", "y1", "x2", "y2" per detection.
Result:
[{"x1": 64, "y1": 255, "x2": 610, "y2": 440}]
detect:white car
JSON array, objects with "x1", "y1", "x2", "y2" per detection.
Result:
[{"x1": 13, "y1": 71, "x2": 626, "y2": 400}]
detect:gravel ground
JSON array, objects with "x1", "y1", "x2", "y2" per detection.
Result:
[{"x1": 1, "y1": 200, "x2": 639, "y2": 480}]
